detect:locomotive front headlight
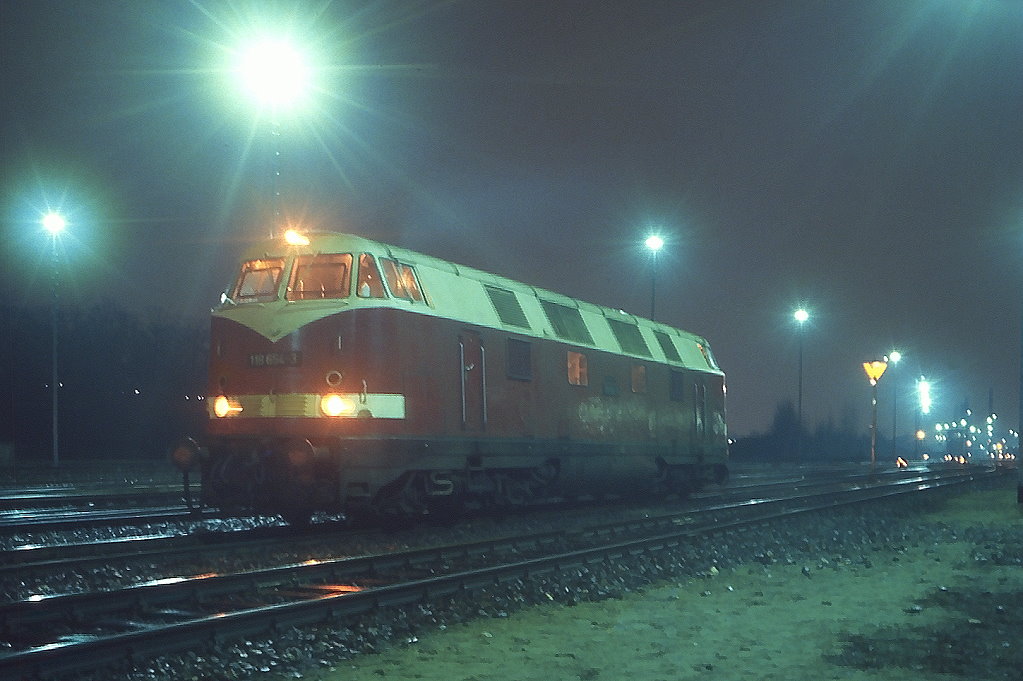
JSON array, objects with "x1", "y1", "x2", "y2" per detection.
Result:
[
  {"x1": 213, "y1": 395, "x2": 241, "y2": 418},
  {"x1": 320, "y1": 393, "x2": 355, "y2": 417}
]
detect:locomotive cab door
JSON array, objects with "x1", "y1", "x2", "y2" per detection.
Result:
[
  {"x1": 459, "y1": 331, "x2": 487, "y2": 432},
  {"x1": 691, "y1": 378, "x2": 708, "y2": 463}
]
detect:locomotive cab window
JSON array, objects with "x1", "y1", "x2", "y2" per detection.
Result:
[
  {"x1": 286, "y1": 253, "x2": 352, "y2": 300},
  {"x1": 380, "y1": 258, "x2": 425, "y2": 302},
  {"x1": 356, "y1": 253, "x2": 387, "y2": 298},
  {"x1": 232, "y1": 258, "x2": 285, "y2": 302}
]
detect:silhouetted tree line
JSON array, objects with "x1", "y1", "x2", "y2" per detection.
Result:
[
  {"x1": 1, "y1": 303, "x2": 208, "y2": 462},
  {"x1": 730, "y1": 399, "x2": 873, "y2": 463}
]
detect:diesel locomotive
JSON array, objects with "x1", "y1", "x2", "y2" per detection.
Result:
[{"x1": 173, "y1": 230, "x2": 728, "y2": 522}]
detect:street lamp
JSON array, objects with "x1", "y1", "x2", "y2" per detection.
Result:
[
  {"x1": 863, "y1": 359, "x2": 889, "y2": 472},
  {"x1": 42, "y1": 211, "x2": 66, "y2": 468},
  {"x1": 232, "y1": 37, "x2": 314, "y2": 236},
  {"x1": 793, "y1": 308, "x2": 809, "y2": 457},
  {"x1": 916, "y1": 376, "x2": 932, "y2": 459},
  {"x1": 645, "y1": 235, "x2": 664, "y2": 321},
  {"x1": 236, "y1": 39, "x2": 312, "y2": 112},
  {"x1": 886, "y1": 350, "x2": 902, "y2": 460}
]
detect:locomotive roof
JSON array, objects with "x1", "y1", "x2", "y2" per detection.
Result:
[{"x1": 220, "y1": 230, "x2": 722, "y2": 374}]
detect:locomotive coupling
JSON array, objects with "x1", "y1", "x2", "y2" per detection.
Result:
[{"x1": 171, "y1": 436, "x2": 208, "y2": 473}]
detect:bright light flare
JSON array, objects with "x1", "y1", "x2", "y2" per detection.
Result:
[
  {"x1": 793, "y1": 308, "x2": 809, "y2": 324},
  {"x1": 320, "y1": 394, "x2": 355, "y2": 417},
  {"x1": 917, "y1": 378, "x2": 932, "y2": 414},
  {"x1": 645, "y1": 235, "x2": 664, "y2": 252},
  {"x1": 41, "y1": 211, "x2": 67, "y2": 236},
  {"x1": 284, "y1": 228, "x2": 309, "y2": 246},
  {"x1": 213, "y1": 395, "x2": 242, "y2": 418},
  {"x1": 235, "y1": 38, "x2": 312, "y2": 113}
]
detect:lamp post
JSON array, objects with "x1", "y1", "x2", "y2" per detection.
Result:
[
  {"x1": 233, "y1": 37, "x2": 312, "y2": 236},
  {"x1": 645, "y1": 235, "x2": 664, "y2": 321},
  {"x1": 916, "y1": 376, "x2": 931, "y2": 459},
  {"x1": 886, "y1": 350, "x2": 902, "y2": 461},
  {"x1": 863, "y1": 359, "x2": 889, "y2": 473},
  {"x1": 42, "y1": 211, "x2": 66, "y2": 468},
  {"x1": 793, "y1": 308, "x2": 809, "y2": 457}
]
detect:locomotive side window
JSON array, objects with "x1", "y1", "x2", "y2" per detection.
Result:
[
  {"x1": 567, "y1": 351, "x2": 588, "y2": 386},
  {"x1": 233, "y1": 258, "x2": 285, "y2": 302},
  {"x1": 697, "y1": 342, "x2": 719, "y2": 369},
  {"x1": 380, "y1": 258, "x2": 425, "y2": 302},
  {"x1": 356, "y1": 253, "x2": 386, "y2": 298},
  {"x1": 286, "y1": 254, "x2": 352, "y2": 300},
  {"x1": 506, "y1": 338, "x2": 532, "y2": 380},
  {"x1": 631, "y1": 364, "x2": 647, "y2": 393},
  {"x1": 669, "y1": 370, "x2": 686, "y2": 402}
]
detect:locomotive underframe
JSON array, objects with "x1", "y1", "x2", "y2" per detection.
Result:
[{"x1": 197, "y1": 434, "x2": 727, "y2": 521}]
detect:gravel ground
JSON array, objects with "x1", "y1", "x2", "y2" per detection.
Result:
[{"x1": 61, "y1": 473, "x2": 1020, "y2": 681}]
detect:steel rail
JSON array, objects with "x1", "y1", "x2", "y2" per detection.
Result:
[{"x1": 0, "y1": 486, "x2": 182, "y2": 511}]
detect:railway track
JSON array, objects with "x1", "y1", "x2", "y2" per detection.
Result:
[
  {"x1": 0, "y1": 483, "x2": 193, "y2": 533},
  {"x1": 0, "y1": 484, "x2": 182, "y2": 510},
  {"x1": 0, "y1": 462, "x2": 915, "y2": 536},
  {"x1": 0, "y1": 464, "x2": 955, "y2": 580},
  {"x1": 0, "y1": 465, "x2": 1001, "y2": 680}
]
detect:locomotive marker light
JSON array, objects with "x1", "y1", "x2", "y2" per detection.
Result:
[
  {"x1": 42, "y1": 211, "x2": 67, "y2": 468},
  {"x1": 284, "y1": 228, "x2": 310, "y2": 246},
  {"x1": 645, "y1": 234, "x2": 664, "y2": 321},
  {"x1": 863, "y1": 360, "x2": 889, "y2": 472}
]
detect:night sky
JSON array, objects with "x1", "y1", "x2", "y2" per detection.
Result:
[{"x1": 3, "y1": 0, "x2": 1022, "y2": 439}]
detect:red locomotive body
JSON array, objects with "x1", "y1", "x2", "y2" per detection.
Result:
[{"x1": 174, "y1": 231, "x2": 727, "y2": 522}]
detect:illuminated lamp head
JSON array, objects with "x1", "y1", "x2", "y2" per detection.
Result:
[
  {"x1": 235, "y1": 38, "x2": 313, "y2": 115},
  {"x1": 213, "y1": 395, "x2": 239, "y2": 418},
  {"x1": 320, "y1": 393, "x2": 355, "y2": 417},
  {"x1": 41, "y1": 211, "x2": 67, "y2": 236},
  {"x1": 284, "y1": 228, "x2": 309, "y2": 246}
]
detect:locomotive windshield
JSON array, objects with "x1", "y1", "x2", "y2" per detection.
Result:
[
  {"x1": 232, "y1": 258, "x2": 285, "y2": 302},
  {"x1": 356, "y1": 254, "x2": 387, "y2": 298},
  {"x1": 380, "y1": 258, "x2": 425, "y2": 302},
  {"x1": 287, "y1": 253, "x2": 352, "y2": 300}
]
